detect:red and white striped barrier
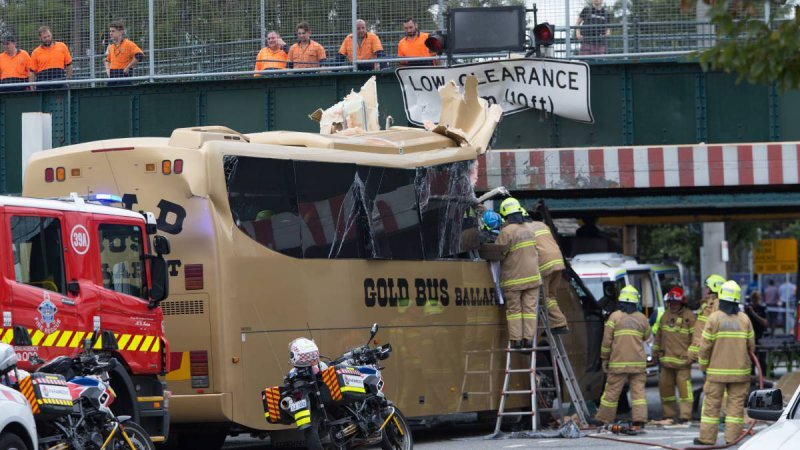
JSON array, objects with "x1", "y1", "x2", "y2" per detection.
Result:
[{"x1": 476, "y1": 143, "x2": 800, "y2": 191}]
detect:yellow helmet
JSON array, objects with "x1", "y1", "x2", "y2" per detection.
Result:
[
  {"x1": 718, "y1": 280, "x2": 742, "y2": 303},
  {"x1": 499, "y1": 197, "x2": 524, "y2": 217},
  {"x1": 705, "y1": 274, "x2": 726, "y2": 294},
  {"x1": 619, "y1": 285, "x2": 640, "y2": 303}
]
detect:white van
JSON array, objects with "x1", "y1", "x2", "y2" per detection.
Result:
[{"x1": 571, "y1": 253, "x2": 630, "y2": 302}]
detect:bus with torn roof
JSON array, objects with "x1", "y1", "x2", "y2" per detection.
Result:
[{"x1": 22, "y1": 78, "x2": 605, "y2": 448}]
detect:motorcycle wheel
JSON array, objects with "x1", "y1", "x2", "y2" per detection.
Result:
[
  {"x1": 381, "y1": 408, "x2": 413, "y2": 450},
  {"x1": 0, "y1": 433, "x2": 28, "y2": 450},
  {"x1": 110, "y1": 422, "x2": 156, "y2": 450}
]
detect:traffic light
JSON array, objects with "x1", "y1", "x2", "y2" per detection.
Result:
[
  {"x1": 425, "y1": 32, "x2": 448, "y2": 55},
  {"x1": 532, "y1": 22, "x2": 555, "y2": 47}
]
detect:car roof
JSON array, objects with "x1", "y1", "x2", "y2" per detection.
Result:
[
  {"x1": 571, "y1": 261, "x2": 627, "y2": 279},
  {"x1": 0, "y1": 195, "x2": 142, "y2": 220}
]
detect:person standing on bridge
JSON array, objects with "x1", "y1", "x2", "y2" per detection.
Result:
[
  {"x1": 576, "y1": 0, "x2": 611, "y2": 56},
  {"x1": 695, "y1": 280, "x2": 754, "y2": 446},
  {"x1": 688, "y1": 274, "x2": 725, "y2": 361},
  {"x1": 523, "y1": 211, "x2": 569, "y2": 334},
  {"x1": 29, "y1": 25, "x2": 72, "y2": 90},
  {"x1": 495, "y1": 197, "x2": 541, "y2": 349},
  {"x1": 105, "y1": 21, "x2": 144, "y2": 87},
  {"x1": 0, "y1": 35, "x2": 32, "y2": 92},
  {"x1": 397, "y1": 17, "x2": 436, "y2": 66},
  {"x1": 287, "y1": 22, "x2": 326, "y2": 70},
  {"x1": 594, "y1": 285, "x2": 651, "y2": 427},
  {"x1": 654, "y1": 287, "x2": 695, "y2": 424},
  {"x1": 338, "y1": 19, "x2": 385, "y2": 71},
  {"x1": 254, "y1": 31, "x2": 288, "y2": 75}
]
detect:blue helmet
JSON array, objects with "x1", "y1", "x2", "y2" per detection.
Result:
[{"x1": 482, "y1": 210, "x2": 503, "y2": 232}]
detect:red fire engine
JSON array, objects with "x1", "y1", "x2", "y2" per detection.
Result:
[{"x1": 0, "y1": 193, "x2": 171, "y2": 442}]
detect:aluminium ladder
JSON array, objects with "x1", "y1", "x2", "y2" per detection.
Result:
[{"x1": 490, "y1": 299, "x2": 591, "y2": 437}]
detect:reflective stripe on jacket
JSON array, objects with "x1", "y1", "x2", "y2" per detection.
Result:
[
  {"x1": 689, "y1": 294, "x2": 718, "y2": 358},
  {"x1": 654, "y1": 307, "x2": 695, "y2": 368},
  {"x1": 601, "y1": 310, "x2": 651, "y2": 373},
  {"x1": 698, "y1": 310, "x2": 755, "y2": 382},
  {"x1": 524, "y1": 221, "x2": 565, "y2": 276},
  {"x1": 496, "y1": 223, "x2": 541, "y2": 291}
]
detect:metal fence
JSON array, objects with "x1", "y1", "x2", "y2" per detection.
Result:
[{"x1": 0, "y1": 0, "x2": 781, "y2": 87}]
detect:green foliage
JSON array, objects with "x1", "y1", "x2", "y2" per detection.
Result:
[
  {"x1": 638, "y1": 224, "x2": 703, "y2": 273},
  {"x1": 699, "y1": 2, "x2": 800, "y2": 91}
]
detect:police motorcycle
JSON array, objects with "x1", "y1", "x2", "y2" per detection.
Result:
[
  {"x1": 0, "y1": 339, "x2": 154, "y2": 450},
  {"x1": 262, "y1": 324, "x2": 412, "y2": 450}
]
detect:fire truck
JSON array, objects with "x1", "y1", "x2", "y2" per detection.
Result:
[{"x1": 0, "y1": 193, "x2": 171, "y2": 443}]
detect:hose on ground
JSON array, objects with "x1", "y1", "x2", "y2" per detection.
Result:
[{"x1": 586, "y1": 350, "x2": 765, "y2": 450}]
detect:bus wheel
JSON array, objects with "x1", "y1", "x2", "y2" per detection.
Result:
[{"x1": 174, "y1": 430, "x2": 227, "y2": 450}]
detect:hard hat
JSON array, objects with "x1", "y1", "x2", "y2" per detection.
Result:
[
  {"x1": 664, "y1": 286, "x2": 686, "y2": 305},
  {"x1": 499, "y1": 197, "x2": 524, "y2": 217},
  {"x1": 705, "y1": 274, "x2": 726, "y2": 294},
  {"x1": 619, "y1": 285, "x2": 640, "y2": 303},
  {"x1": 482, "y1": 210, "x2": 503, "y2": 232},
  {"x1": 718, "y1": 280, "x2": 742, "y2": 303},
  {"x1": 288, "y1": 338, "x2": 319, "y2": 367}
]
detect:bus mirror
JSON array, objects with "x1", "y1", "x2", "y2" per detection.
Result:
[
  {"x1": 154, "y1": 235, "x2": 171, "y2": 256},
  {"x1": 150, "y1": 256, "x2": 170, "y2": 305}
]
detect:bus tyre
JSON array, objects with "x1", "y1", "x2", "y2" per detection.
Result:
[
  {"x1": 0, "y1": 433, "x2": 28, "y2": 450},
  {"x1": 381, "y1": 408, "x2": 413, "y2": 450},
  {"x1": 118, "y1": 422, "x2": 156, "y2": 450}
]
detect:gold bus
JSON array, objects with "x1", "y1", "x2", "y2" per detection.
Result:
[{"x1": 24, "y1": 125, "x2": 604, "y2": 448}]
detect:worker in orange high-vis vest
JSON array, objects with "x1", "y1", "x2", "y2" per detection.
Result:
[
  {"x1": 0, "y1": 34, "x2": 32, "y2": 92},
  {"x1": 522, "y1": 212, "x2": 568, "y2": 333},
  {"x1": 688, "y1": 274, "x2": 726, "y2": 361},
  {"x1": 338, "y1": 19, "x2": 385, "y2": 71},
  {"x1": 105, "y1": 21, "x2": 143, "y2": 87},
  {"x1": 595, "y1": 285, "x2": 651, "y2": 427},
  {"x1": 654, "y1": 286, "x2": 695, "y2": 423},
  {"x1": 695, "y1": 280, "x2": 754, "y2": 446},
  {"x1": 29, "y1": 25, "x2": 72, "y2": 91},
  {"x1": 397, "y1": 17, "x2": 436, "y2": 66},
  {"x1": 495, "y1": 197, "x2": 541, "y2": 349},
  {"x1": 254, "y1": 31, "x2": 288, "y2": 75}
]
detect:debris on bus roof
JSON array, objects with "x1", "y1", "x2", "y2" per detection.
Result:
[
  {"x1": 423, "y1": 76, "x2": 502, "y2": 154},
  {"x1": 309, "y1": 76, "x2": 380, "y2": 134}
]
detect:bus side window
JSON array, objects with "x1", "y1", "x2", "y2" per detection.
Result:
[
  {"x1": 10, "y1": 216, "x2": 66, "y2": 294},
  {"x1": 363, "y1": 167, "x2": 424, "y2": 260},
  {"x1": 416, "y1": 161, "x2": 473, "y2": 260}
]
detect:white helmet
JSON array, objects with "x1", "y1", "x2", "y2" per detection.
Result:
[
  {"x1": 288, "y1": 338, "x2": 320, "y2": 367},
  {"x1": 0, "y1": 343, "x2": 17, "y2": 374}
]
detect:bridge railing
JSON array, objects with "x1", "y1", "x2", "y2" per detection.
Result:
[{"x1": 0, "y1": 0, "x2": 780, "y2": 89}]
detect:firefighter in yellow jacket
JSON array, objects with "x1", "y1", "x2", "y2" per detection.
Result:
[
  {"x1": 595, "y1": 285, "x2": 651, "y2": 425},
  {"x1": 695, "y1": 280, "x2": 755, "y2": 446},
  {"x1": 654, "y1": 286, "x2": 695, "y2": 423},
  {"x1": 496, "y1": 197, "x2": 541, "y2": 349},
  {"x1": 523, "y1": 213, "x2": 569, "y2": 334},
  {"x1": 689, "y1": 274, "x2": 726, "y2": 361}
]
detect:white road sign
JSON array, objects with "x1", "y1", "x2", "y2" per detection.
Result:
[{"x1": 396, "y1": 59, "x2": 593, "y2": 125}]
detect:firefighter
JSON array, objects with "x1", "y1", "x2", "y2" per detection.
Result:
[
  {"x1": 695, "y1": 280, "x2": 754, "y2": 446},
  {"x1": 522, "y1": 212, "x2": 569, "y2": 334},
  {"x1": 495, "y1": 197, "x2": 541, "y2": 349},
  {"x1": 595, "y1": 285, "x2": 651, "y2": 426},
  {"x1": 688, "y1": 274, "x2": 726, "y2": 361},
  {"x1": 654, "y1": 286, "x2": 695, "y2": 423}
]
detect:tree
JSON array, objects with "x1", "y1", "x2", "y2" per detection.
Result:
[{"x1": 685, "y1": 0, "x2": 800, "y2": 91}]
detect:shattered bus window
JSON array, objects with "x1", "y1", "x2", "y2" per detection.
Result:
[
  {"x1": 362, "y1": 167, "x2": 424, "y2": 260},
  {"x1": 224, "y1": 155, "x2": 303, "y2": 258},
  {"x1": 416, "y1": 161, "x2": 475, "y2": 260},
  {"x1": 295, "y1": 161, "x2": 367, "y2": 259}
]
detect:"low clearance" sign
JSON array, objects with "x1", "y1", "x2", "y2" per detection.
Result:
[{"x1": 396, "y1": 58, "x2": 593, "y2": 125}]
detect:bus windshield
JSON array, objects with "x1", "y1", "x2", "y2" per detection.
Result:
[{"x1": 223, "y1": 155, "x2": 476, "y2": 260}]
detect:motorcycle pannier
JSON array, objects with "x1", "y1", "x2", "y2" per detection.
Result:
[
  {"x1": 320, "y1": 366, "x2": 367, "y2": 404},
  {"x1": 261, "y1": 386, "x2": 292, "y2": 424},
  {"x1": 18, "y1": 372, "x2": 73, "y2": 418}
]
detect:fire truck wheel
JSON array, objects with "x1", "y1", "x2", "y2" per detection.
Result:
[{"x1": 0, "y1": 433, "x2": 28, "y2": 450}]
